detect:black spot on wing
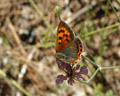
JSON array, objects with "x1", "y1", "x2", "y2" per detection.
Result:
[
  {"x1": 80, "y1": 49, "x2": 82, "y2": 51},
  {"x1": 58, "y1": 37, "x2": 62, "y2": 40},
  {"x1": 59, "y1": 42, "x2": 61, "y2": 45},
  {"x1": 63, "y1": 34, "x2": 68, "y2": 37},
  {"x1": 58, "y1": 30, "x2": 64, "y2": 33},
  {"x1": 66, "y1": 39, "x2": 69, "y2": 42}
]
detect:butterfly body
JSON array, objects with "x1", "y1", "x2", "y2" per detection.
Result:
[{"x1": 55, "y1": 20, "x2": 83, "y2": 64}]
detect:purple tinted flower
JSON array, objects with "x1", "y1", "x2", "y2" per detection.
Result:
[
  {"x1": 80, "y1": 66, "x2": 88, "y2": 75},
  {"x1": 73, "y1": 72, "x2": 82, "y2": 80},
  {"x1": 68, "y1": 77, "x2": 74, "y2": 85},
  {"x1": 75, "y1": 65, "x2": 80, "y2": 70},
  {"x1": 57, "y1": 60, "x2": 65, "y2": 70},
  {"x1": 57, "y1": 60, "x2": 69, "y2": 70},
  {"x1": 56, "y1": 75, "x2": 67, "y2": 84},
  {"x1": 56, "y1": 60, "x2": 88, "y2": 85},
  {"x1": 57, "y1": 60, "x2": 72, "y2": 74}
]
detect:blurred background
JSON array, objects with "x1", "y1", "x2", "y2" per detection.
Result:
[{"x1": 0, "y1": 0, "x2": 120, "y2": 96}]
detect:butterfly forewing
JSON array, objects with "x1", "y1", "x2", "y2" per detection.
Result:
[{"x1": 56, "y1": 21, "x2": 75, "y2": 52}]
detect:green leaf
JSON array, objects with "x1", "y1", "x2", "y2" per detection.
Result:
[
  {"x1": 93, "y1": 83, "x2": 104, "y2": 96},
  {"x1": 105, "y1": 89, "x2": 114, "y2": 96},
  {"x1": 89, "y1": 55, "x2": 96, "y2": 63},
  {"x1": 1, "y1": 35, "x2": 9, "y2": 46},
  {"x1": 117, "y1": 0, "x2": 120, "y2": 3}
]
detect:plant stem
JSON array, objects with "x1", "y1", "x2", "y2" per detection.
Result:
[
  {"x1": 108, "y1": 0, "x2": 120, "y2": 22},
  {"x1": 86, "y1": 22, "x2": 120, "y2": 36},
  {"x1": 78, "y1": 65, "x2": 120, "y2": 84},
  {"x1": 101, "y1": 66, "x2": 120, "y2": 70},
  {"x1": 82, "y1": 55, "x2": 98, "y2": 67},
  {"x1": 78, "y1": 56, "x2": 120, "y2": 84},
  {"x1": 29, "y1": 0, "x2": 54, "y2": 33},
  {"x1": 0, "y1": 69, "x2": 31, "y2": 96},
  {"x1": 86, "y1": 68, "x2": 100, "y2": 83}
]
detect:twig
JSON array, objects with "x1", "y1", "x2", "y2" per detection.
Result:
[
  {"x1": 0, "y1": 69, "x2": 31, "y2": 96},
  {"x1": 6, "y1": 17, "x2": 29, "y2": 96},
  {"x1": 65, "y1": 5, "x2": 90, "y2": 24},
  {"x1": 64, "y1": 1, "x2": 97, "y2": 24},
  {"x1": 6, "y1": 18, "x2": 27, "y2": 56}
]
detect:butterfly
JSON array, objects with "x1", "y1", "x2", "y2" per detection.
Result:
[{"x1": 48, "y1": 20, "x2": 84, "y2": 64}]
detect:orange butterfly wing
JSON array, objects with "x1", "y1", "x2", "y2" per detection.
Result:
[{"x1": 56, "y1": 21, "x2": 75, "y2": 52}]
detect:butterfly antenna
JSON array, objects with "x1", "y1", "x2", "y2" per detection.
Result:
[
  {"x1": 47, "y1": 51, "x2": 65, "y2": 62},
  {"x1": 47, "y1": 51, "x2": 56, "y2": 57}
]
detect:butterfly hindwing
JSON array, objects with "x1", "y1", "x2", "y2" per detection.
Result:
[
  {"x1": 56, "y1": 20, "x2": 75, "y2": 52},
  {"x1": 60, "y1": 37, "x2": 83, "y2": 63},
  {"x1": 69, "y1": 37, "x2": 83, "y2": 60}
]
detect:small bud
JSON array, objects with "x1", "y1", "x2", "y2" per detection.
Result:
[{"x1": 54, "y1": 5, "x2": 61, "y2": 15}]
